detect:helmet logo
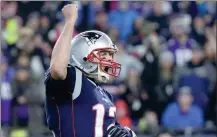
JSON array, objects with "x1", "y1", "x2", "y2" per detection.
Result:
[{"x1": 82, "y1": 32, "x2": 102, "y2": 46}]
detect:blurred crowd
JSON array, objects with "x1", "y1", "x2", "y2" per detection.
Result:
[{"x1": 1, "y1": 1, "x2": 216, "y2": 137}]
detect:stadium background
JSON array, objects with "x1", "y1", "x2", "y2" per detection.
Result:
[{"x1": 1, "y1": 1, "x2": 216, "y2": 137}]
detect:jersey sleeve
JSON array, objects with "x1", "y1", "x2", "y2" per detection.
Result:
[{"x1": 44, "y1": 65, "x2": 76, "y2": 99}]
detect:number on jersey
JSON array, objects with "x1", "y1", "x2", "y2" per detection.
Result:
[{"x1": 92, "y1": 104, "x2": 116, "y2": 137}]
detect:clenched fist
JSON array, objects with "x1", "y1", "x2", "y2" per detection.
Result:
[{"x1": 62, "y1": 4, "x2": 78, "y2": 25}]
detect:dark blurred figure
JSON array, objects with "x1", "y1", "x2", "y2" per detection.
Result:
[
  {"x1": 206, "y1": 83, "x2": 217, "y2": 126},
  {"x1": 191, "y1": 16, "x2": 207, "y2": 47},
  {"x1": 40, "y1": 1, "x2": 62, "y2": 23},
  {"x1": 204, "y1": 40, "x2": 216, "y2": 96},
  {"x1": 92, "y1": 10, "x2": 109, "y2": 33},
  {"x1": 17, "y1": 1, "x2": 44, "y2": 23},
  {"x1": 122, "y1": 67, "x2": 148, "y2": 125},
  {"x1": 11, "y1": 67, "x2": 31, "y2": 127},
  {"x1": 138, "y1": 110, "x2": 160, "y2": 135},
  {"x1": 146, "y1": 1, "x2": 170, "y2": 39},
  {"x1": 31, "y1": 33, "x2": 51, "y2": 71},
  {"x1": 10, "y1": 52, "x2": 30, "y2": 128},
  {"x1": 174, "y1": 48, "x2": 210, "y2": 109},
  {"x1": 15, "y1": 52, "x2": 47, "y2": 136},
  {"x1": 140, "y1": 44, "x2": 159, "y2": 112},
  {"x1": 76, "y1": 1, "x2": 105, "y2": 31},
  {"x1": 128, "y1": 16, "x2": 145, "y2": 46},
  {"x1": 171, "y1": 2, "x2": 198, "y2": 18},
  {"x1": 155, "y1": 51, "x2": 175, "y2": 121},
  {"x1": 37, "y1": 15, "x2": 50, "y2": 42},
  {"x1": 162, "y1": 86, "x2": 204, "y2": 130},
  {"x1": 204, "y1": 39, "x2": 216, "y2": 127}
]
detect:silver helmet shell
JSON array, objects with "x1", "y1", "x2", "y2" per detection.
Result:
[{"x1": 69, "y1": 30, "x2": 121, "y2": 83}]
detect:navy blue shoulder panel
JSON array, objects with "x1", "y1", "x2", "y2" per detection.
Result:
[{"x1": 44, "y1": 65, "x2": 76, "y2": 101}]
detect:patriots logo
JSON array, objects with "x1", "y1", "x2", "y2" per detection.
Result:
[{"x1": 82, "y1": 32, "x2": 102, "y2": 46}]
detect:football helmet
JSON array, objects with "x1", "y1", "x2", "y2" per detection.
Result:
[{"x1": 69, "y1": 30, "x2": 121, "y2": 83}]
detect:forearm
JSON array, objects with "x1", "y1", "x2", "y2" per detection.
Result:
[{"x1": 50, "y1": 21, "x2": 75, "y2": 79}]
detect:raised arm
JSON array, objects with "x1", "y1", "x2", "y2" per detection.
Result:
[{"x1": 50, "y1": 4, "x2": 78, "y2": 80}]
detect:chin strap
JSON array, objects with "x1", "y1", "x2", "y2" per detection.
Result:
[
  {"x1": 87, "y1": 64, "x2": 110, "y2": 83},
  {"x1": 72, "y1": 55, "x2": 110, "y2": 83}
]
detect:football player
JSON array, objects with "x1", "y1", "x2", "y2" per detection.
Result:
[{"x1": 44, "y1": 4, "x2": 137, "y2": 137}]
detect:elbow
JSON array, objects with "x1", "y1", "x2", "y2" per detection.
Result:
[{"x1": 50, "y1": 64, "x2": 67, "y2": 80}]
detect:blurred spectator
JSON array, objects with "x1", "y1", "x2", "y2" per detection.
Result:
[
  {"x1": 16, "y1": 52, "x2": 30, "y2": 68},
  {"x1": 167, "y1": 14, "x2": 198, "y2": 67},
  {"x1": 48, "y1": 21, "x2": 65, "y2": 44},
  {"x1": 155, "y1": 51, "x2": 175, "y2": 120},
  {"x1": 25, "y1": 12, "x2": 40, "y2": 32},
  {"x1": 128, "y1": 16, "x2": 144, "y2": 46},
  {"x1": 146, "y1": 1, "x2": 171, "y2": 39},
  {"x1": 3, "y1": 16, "x2": 21, "y2": 46},
  {"x1": 162, "y1": 86, "x2": 204, "y2": 130},
  {"x1": 114, "y1": 42, "x2": 144, "y2": 81},
  {"x1": 11, "y1": 67, "x2": 31, "y2": 127},
  {"x1": 40, "y1": 1, "x2": 61, "y2": 22},
  {"x1": 115, "y1": 99, "x2": 132, "y2": 128},
  {"x1": 171, "y1": 2, "x2": 198, "y2": 18},
  {"x1": 15, "y1": 27, "x2": 34, "y2": 60},
  {"x1": 88, "y1": 1, "x2": 105, "y2": 28},
  {"x1": 174, "y1": 48, "x2": 210, "y2": 109},
  {"x1": 140, "y1": 43, "x2": 159, "y2": 111},
  {"x1": 122, "y1": 67, "x2": 148, "y2": 123},
  {"x1": 1, "y1": 57, "x2": 13, "y2": 126},
  {"x1": 108, "y1": 1, "x2": 139, "y2": 41},
  {"x1": 191, "y1": 16, "x2": 207, "y2": 47},
  {"x1": 206, "y1": 83, "x2": 217, "y2": 126},
  {"x1": 76, "y1": 1, "x2": 105, "y2": 31},
  {"x1": 17, "y1": 1, "x2": 44, "y2": 22},
  {"x1": 138, "y1": 111, "x2": 160, "y2": 135},
  {"x1": 127, "y1": 23, "x2": 160, "y2": 59},
  {"x1": 108, "y1": 26, "x2": 119, "y2": 44},
  {"x1": 37, "y1": 15, "x2": 50, "y2": 42},
  {"x1": 31, "y1": 34, "x2": 51, "y2": 70},
  {"x1": 128, "y1": 16, "x2": 154, "y2": 46},
  {"x1": 2, "y1": 2, "x2": 23, "y2": 65},
  {"x1": 92, "y1": 10, "x2": 109, "y2": 33},
  {"x1": 205, "y1": 2, "x2": 216, "y2": 17},
  {"x1": 205, "y1": 20, "x2": 216, "y2": 50},
  {"x1": 204, "y1": 43, "x2": 216, "y2": 93},
  {"x1": 10, "y1": 52, "x2": 31, "y2": 128},
  {"x1": 2, "y1": 2, "x2": 18, "y2": 20}
]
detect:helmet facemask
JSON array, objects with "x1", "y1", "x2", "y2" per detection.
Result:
[{"x1": 86, "y1": 48, "x2": 121, "y2": 83}]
